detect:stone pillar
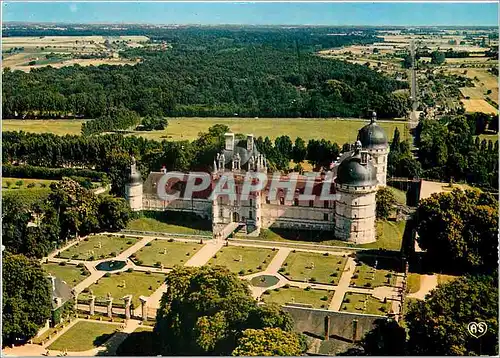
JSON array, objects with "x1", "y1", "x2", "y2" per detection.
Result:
[
  {"x1": 139, "y1": 296, "x2": 148, "y2": 322},
  {"x1": 122, "y1": 295, "x2": 132, "y2": 320},
  {"x1": 107, "y1": 297, "x2": 113, "y2": 318},
  {"x1": 89, "y1": 295, "x2": 96, "y2": 315}
]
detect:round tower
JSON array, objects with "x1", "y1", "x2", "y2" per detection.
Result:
[
  {"x1": 357, "y1": 111, "x2": 389, "y2": 186},
  {"x1": 125, "y1": 157, "x2": 143, "y2": 211},
  {"x1": 334, "y1": 141, "x2": 377, "y2": 244}
]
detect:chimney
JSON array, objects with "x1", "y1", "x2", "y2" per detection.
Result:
[
  {"x1": 225, "y1": 133, "x2": 235, "y2": 151},
  {"x1": 247, "y1": 134, "x2": 254, "y2": 152},
  {"x1": 361, "y1": 151, "x2": 369, "y2": 165}
]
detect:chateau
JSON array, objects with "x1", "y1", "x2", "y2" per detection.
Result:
[{"x1": 126, "y1": 113, "x2": 389, "y2": 244}]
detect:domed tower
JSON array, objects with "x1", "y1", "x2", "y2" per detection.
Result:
[
  {"x1": 125, "y1": 156, "x2": 143, "y2": 211},
  {"x1": 357, "y1": 111, "x2": 389, "y2": 186},
  {"x1": 334, "y1": 141, "x2": 377, "y2": 244}
]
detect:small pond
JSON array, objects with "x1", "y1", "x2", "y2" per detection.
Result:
[
  {"x1": 95, "y1": 260, "x2": 127, "y2": 272},
  {"x1": 250, "y1": 275, "x2": 280, "y2": 288}
]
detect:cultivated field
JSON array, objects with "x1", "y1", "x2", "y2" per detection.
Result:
[
  {"x1": 2, "y1": 118, "x2": 409, "y2": 144},
  {"x1": 461, "y1": 99, "x2": 498, "y2": 115}
]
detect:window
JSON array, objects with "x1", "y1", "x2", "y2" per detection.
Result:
[
  {"x1": 249, "y1": 211, "x2": 253, "y2": 219},
  {"x1": 323, "y1": 213, "x2": 328, "y2": 221},
  {"x1": 324, "y1": 201, "x2": 329, "y2": 208},
  {"x1": 294, "y1": 198, "x2": 299, "y2": 206},
  {"x1": 266, "y1": 197, "x2": 270, "y2": 204},
  {"x1": 219, "y1": 209, "x2": 224, "y2": 217},
  {"x1": 309, "y1": 200, "x2": 314, "y2": 207},
  {"x1": 249, "y1": 199, "x2": 253, "y2": 207},
  {"x1": 280, "y1": 197, "x2": 285, "y2": 205}
]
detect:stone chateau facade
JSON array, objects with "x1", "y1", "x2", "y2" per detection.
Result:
[{"x1": 125, "y1": 113, "x2": 389, "y2": 244}]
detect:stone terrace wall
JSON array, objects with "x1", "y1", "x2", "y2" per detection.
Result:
[{"x1": 283, "y1": 305, "x2": 387, "y2": 342}]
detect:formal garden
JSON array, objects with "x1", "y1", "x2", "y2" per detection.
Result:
[
  {"x1": 279, "y1": 251, "x2": 348, "y2": 285},
  {"x1": 340, "y1": 292, "x2": 391, "y2": 315},
  {"x1": 262, "y1": 285, "x2": 334, "y2": 309},
  {"x1": 131, "y1": 238, "x2": 203, "y2": 268},
  {"x1": 350, "y1": 255, "x2": 398, "y2": 288},
  {"x1": 57, "y1": 235, "x2": 139, "y2": 261},
  {"x1": 81, "y1": 271, "x2": 166, "y2": 307},
  {"x1": 43, "y1": 262, "x2": 90, "y2": 288},
  {"x1": 207, "y1": 245, "x2": 278, "y2": 275}
]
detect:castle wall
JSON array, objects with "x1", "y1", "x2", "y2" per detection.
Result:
[{"x1": 142, "y1": 195, "x2": 212, "y2": 219}]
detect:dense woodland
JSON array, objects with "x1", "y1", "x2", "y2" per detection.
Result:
[{"x1": 3, "y1": 27, "x2": 409, "y2": 121}]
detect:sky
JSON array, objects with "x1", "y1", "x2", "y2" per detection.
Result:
[{"x1": 2, "y1": 2, "x2": 498, "y2": 27}]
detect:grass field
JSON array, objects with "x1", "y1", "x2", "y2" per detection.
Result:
[
  {"x1": 340, "y1": 292, "x2": 391, "y2": 315},
  {"x1": 437, "y1": 274, "x2": 459, "y2": 285},
  {"x1": 3, "y1": 118, "x2": 408, "y2": 144},
  {"x1": 2, "y1": 187, "x2": 51, "y2": 205},
  {"x1": 207, "y1": 245, "x2": 277, "y2": 275},
  {"x1": 461, "y1": 99, "x2": 498, "y2": 114},
  {"x1": 86, "y1": 271, "x2": 166, "y2": 307},
  {"x1": 131, "y1": 239, "x2": 203, "y2": 268},
  {"x1": 387, "y1": 186, "x2": 407, "y2": 205},
  {"x1": 126, "y1": 217, "x2": 211, "y2": 236},
  {"x1": 262, "y1": 286, "x2": 334, "y2": 309},
  {"x1": 3, "y1": 119, "x2": 86, "y2": 136},
  {"x1": 57, "y1": 235, "x2": 139, "y2": 261},
  {"x1": 43, "y1": 263, "x2": 90, "y2": 288},
  {"x1": 280, "y1": 251, "x2": 347, "y2": 285},
  {"x1": 350, "y1": 256, "x2": 397, "y2": 288},
  {"x1": 48, "y1": 320, "x2": 119, "y2": 352}
]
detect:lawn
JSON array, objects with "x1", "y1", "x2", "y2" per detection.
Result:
[
  {"x1": 57, "y1": 235, "x2": 139, "y2": 261},
  {"x1": 406, "y1": 273, "x2": 421, "y2": 294},
  {"x1": 3, "y1": 119, "x2": 87, "y2": 136},
  {"x1": 85, "y1": 271, "x2": 166, "y2": 307},
  {"x1": 387, "y1": 186, "x2": 407, "y2": 205},
  {"x1": 350, "y1": 255, "x2": 398, "y2": 289},
  {"x1": 131, "y1": 239, "x2": 203, "y2": 268},
  {"x1": 127, "y1": 217, "x2": 211, "y2": 236},
  {"x1": 280, "y1": 251, "x2": 347, "y2": 285},
  {"x1": 251, "y1": 220, "x2": 405, "y2": 252},
  {"x1": 48, "y1": 321, "x2": 119, "y2": 352},
  {"x1": 340, "y1": 293, "x2": 391, "y2": 316},
  {"x1": 2, "y1": 187, "x2": 51, "y2": 205},
  {"x1": 3, "y1": 118, "x2": 408, "y2": 145},
  {"x1": 437, "y1": 274, "x2": 459, "y2": 285},
  {"x1": 207, "y1": 245, "x2": 277, "y2": 275},
  {"x1": 43, "y1": 263, "x2": 90, "y2": 288},
  {"x1": 262, "y1": 286, "x2": 334, "y2": 310}
]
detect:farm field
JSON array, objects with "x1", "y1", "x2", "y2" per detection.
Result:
[
  {"x1": 280, "y1": 251, "x2": 347, "y2": 285},
  {"x1": 461, "y1": 99, "x2": 498, "y2": 115},
  {"x1": 262, "y1": 286, "x2": 334, "y2": 309},
  {"x1": 43, "y1": 263, "x2": 90, "y2": 288},
  {"x1": 85, "y1": 271, "x2": 166, "y2": 307},
  {"x1": 48, "y1": 320, "x2": 119, "y2": 352},
  {"x1": 3, "y1": 118, "x2": 408, "y2": 144},
  {"x1": 132, "y1": 239, "x2": 203, "y2": 268},
  {"x1": 207, "y1": 245, "x2": 277, "y2": 275},
  {"x1": 57, "y1": 235, "x2": 139, "y2": 261}
]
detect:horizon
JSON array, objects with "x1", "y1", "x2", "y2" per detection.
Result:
[{"x1": 2, "y1": 2, "x2": 498, "y2": 27}]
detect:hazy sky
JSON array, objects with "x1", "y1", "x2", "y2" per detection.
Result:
[{"x1": 2, "y1": 2, "x2": 498, "y2": 27}]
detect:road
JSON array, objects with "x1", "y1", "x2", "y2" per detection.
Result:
[{"x1": 409, "y1": 38, "x2": 419, "y2": 130}]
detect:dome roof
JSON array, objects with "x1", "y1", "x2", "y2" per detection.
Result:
[
  {"x1": 128, "y1": 157, "x2": 142, "y2": 185},
  {"x1": 336, "y1": 148, "x2": 377, "y2": 187},
  {"x1": 357, "y1": 112, "x2": 388, "y2": 149}
]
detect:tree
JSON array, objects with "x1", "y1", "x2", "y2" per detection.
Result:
[
  {"x1": 2, "y1": 253, "x2": 52, "y2": 346},
  {"x1": 415, "y1": 188, "x2": 498, "y2": 273},
  {"x1": 231, "y1": 328, "x2": 304, "y2": 356},
  {"x1": 405, "y1": 275, "x2": 498, "y2": 356},
  {"x1": 274, "y1": 135, "x2": 293, "y2": 160},
  {"x1": 155, "y1": 266, "x2": 295, "y2": 356},
  {"x1": 430, "y1": 51, "x2": 445, "y2": 65},
  {"x1": 98, "y1": 195, "x2": 131, "y2": 231},
  {"x1": 376, "y1": 187, "x2": 396, "y2": 219},
  {"x1": 390, "y1": 128, "x2": 401, "y2": 152},
  {"x1": 292, "y1": 137, "x2": 307, "y2": 163}
]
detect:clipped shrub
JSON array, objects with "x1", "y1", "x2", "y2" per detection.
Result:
[
  {"x1": 168, "y1": 238, "x2": 174, "y2": 242},
  {"x1": 304, "y1": 286, "x2": 311, "y2": 291},
  {"x1": 127, "y1": 268, "x2": 134, "y2": 273},
  {"x1": 104, "y1": 273, "x2": 111, "y2": 277},
  {"x1": 284, "y1": 284, "x2": 290, "y2": 289},
  {"x1": 352, "y1": 274, "x2": 359, "y2": 279},
  {"x1": 145, "y1": 242, "x2": 152, "y2": 247},
  {"x1": 126, "y1": 241, "x2": 133, "y2": 245},
  {"x1": 364, "y1": 282, "x2": 372, "y2": 288},
  {"x1": 278, "y1": 267, "x2": 286, "y2": 273},
  {"x1": 323, "y1": 252, "x2": 329, "y2": 256},
  {"x1": 59, "y1": 262, "x2": 66, "y2": 266},
  {"x1": 331, "y1": 272, "x2": 338, "y2": 277},
  {"x1": 238, "y1": 269, "x2": 245, "y2": 275},
  {"x1": 320, "y1": 296, "x2": 328, "y2": 301},
  {"x1": 310, "y1": 277, "x2": 317, "y2": 282},
  {"x1": 76, "y1": 263, "x2": 84, "y2": 268},
  {"x1": 145, "y1": 271, "x2": 151, "y2": 275},
  {"x1": 344, "y1": 298, "x2": 351, "y2": 303}
]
